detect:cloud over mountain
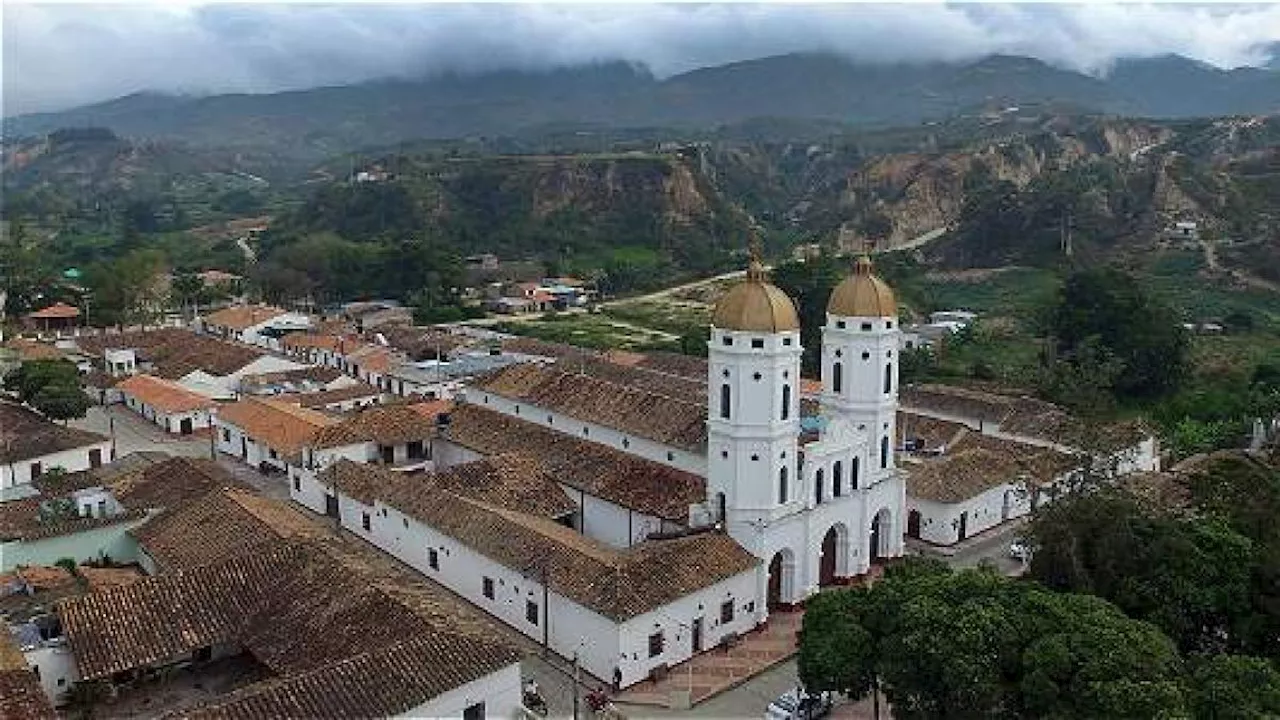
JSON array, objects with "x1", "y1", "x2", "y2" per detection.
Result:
[{"x1": 4, "y1": 3, "x2": 1279, "y2": 115}]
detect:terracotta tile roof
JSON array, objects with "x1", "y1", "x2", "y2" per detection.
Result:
[
  {"x1": 624, "y1": 350, "x2": 709, "y2": 380},
  {"x1": 240, "y1": 366, "x2": 345, "y2": 388},
  {"x1": 216, "y1": 397, "x2": 337, "y2": 460},
  {"x1": 372, "y1": 326, "x2": 468, "y2": 361},
  {"x1": 27, "y1": 302, "x2": 80, "y2": 319},
  {"x1": 499, "y1": 336, "x2": 594, "y2": 360},
  {"x1": 290, "y1": 384, "x2": 382, "y2": 409},
  {"x1": 76, "y1": 329, "x2": 264, "y2": 379},
  {"x1": 0, "y1": 630, "x2": 56, "y2": 720},
  {"x1": 906, "y1": 433, "x2": 1079, "y2": 503},
  {"x1": 172, "y1": 634, "x2": 519, "y2": 720},
  {"x1": 204, "y1": 305, "x2": 288, "y2": 331},
  {"x1": 574, "y1": 356, "x2": 706, "y2": 402},
  {"x1": 2, "y1": 337, "x2": 64, "y2": 361},
  {"x1": 132, "y1": 488, "x2": 327, "y2": 572},
  {"x1": 897, "y1": 412, "x2": 969, "y2": 452},
  {"x1": 0, "y1": 496, "x2": 148, "y2": 542},
  {"x1": 319, "y1": 460, "x2": 756, "y2": 621},
  {"x1": 901, "y1": 383, "x2": 1151, "y2": 450},
  {"x1": 110, "y1": 456, "x2": 250, "y2": 513},
  {"x1": 117, "y1": 374, "x2": 217, "y2": 413},
  {"x1": 407, "y1": 399, "x2": 454, "y2": 422},
  {"x1": 422, "y1": 453, "x2": 576, "y2": 519},
  {"x1": 311, "y1": 404, "x2": 439, "y2": 450},
  {"x1": 472, "y1": 363, "x2": 707, "y2": 451},
  {"x1": 280, "y1": 333, "x2": 351, "y2": 353},
  {"x1": 0, "y1": 400, "x2": 108, "y2": 465},
  {"x1": 78, "y1": 565, "x2": 145, "y2": 592},
  {"x1": 443, "y1": 403, "x2": 705, "y2": 520},
  {"x1": 60, "y1": 540, "x2": 520, "y2": 707},
  {"x1": 346, "y1": 344, "x2": 394, "y2": 374}
]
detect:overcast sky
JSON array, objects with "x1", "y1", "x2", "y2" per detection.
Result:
[{"x1": 4, "y1": 2, "x2": 1280, "y2": 116}]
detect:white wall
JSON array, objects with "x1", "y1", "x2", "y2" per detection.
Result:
[
  {"x1": 402, "y1": 663, "x2": 522, "y2": 720},
  {"x1": 0, "y1": 516, "x2": 149, "y2": 571},
  {"x1": 121, "y1": 395, "x2": 212, "y2": 435},
  {"x1": 1, "y1": 441, "x2": 112, "y2": 489},
  {"x1": 907, "y1": 480, "x2": 1030, "y2": 546},
  {"x1": 325, "y1": 484, "x2": 752, "y2": 689},
  {"x1": 616, "y1": 569, "x2": 761, "y2": 688},
  {"x1": 468, "y1": 391, "x2": 706, "y2": 476},
  {"x1": 434, "y1": 439, "x2": 672, "y2": 549},
  {"x1": 214, "y1": 419, "x2": 286, "y2": 471},
  {"x1": 25, "y1": 643, "x2": 79, "y2": 705}
]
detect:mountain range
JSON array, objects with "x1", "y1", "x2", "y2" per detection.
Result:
[{"x1": 5, "y1": 52, "x2": 1280, "y2": 159}]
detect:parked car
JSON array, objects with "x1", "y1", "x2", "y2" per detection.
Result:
[
  {"x1": 766, "y1": 688, "x2": 834, "y2": 720},
  {"x1": 1009, "y1": 538, "x2": 1032, "y2": 562}
]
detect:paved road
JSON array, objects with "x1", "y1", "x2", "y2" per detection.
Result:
[
  {"x1": 71, "y1": 405, "x2": 212, "y2": 460},
  {"x1": 70, "y1": 404, "x2": 291, "y2": 499}
]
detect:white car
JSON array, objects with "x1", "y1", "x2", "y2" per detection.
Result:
[
  {"x1": 1009, "y1": 538, "x2": 1032, "y2": 562},
  {"x1": 766, "y1": 689, "x2": 834, "y2": 720}
]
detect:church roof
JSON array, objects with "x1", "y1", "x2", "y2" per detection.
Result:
[
  {"x1": 711, "y1": 258, "x2": 800, "y2": 333},
  {"x1": 827, "y1": 255, "x2": 897, "y2": 318}
]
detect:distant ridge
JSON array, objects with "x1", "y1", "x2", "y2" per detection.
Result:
[{"x1": 5, "y1": 53, "x2": 1278, "y2": 156}]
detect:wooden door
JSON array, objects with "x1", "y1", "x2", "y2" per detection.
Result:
[{"x1": 819, "y1": 529, "x2": 837, "y2": 586}]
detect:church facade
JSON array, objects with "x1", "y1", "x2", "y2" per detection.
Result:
[{"x1": 706, "y1": 253, "x2": 906, "y2": 609}]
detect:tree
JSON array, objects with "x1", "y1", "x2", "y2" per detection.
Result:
[
  {"x1": 170, "y1": 272, "x2": 204, "y2": 320},
  {"x1": 1028, "y1": 488, "x2": 1256, "y2": 656},
  {"x1": 1186, "y1": 654, "x2": 1280, "y2": 719},
  {"x1": 4, "y1": 359, "x2": 93, "y2": 421},
  {"x1": 798, "y1": 559, "x2": 1188, "y2": 719},
  {"x1": 1047, "y1": 268, "x2": 1189, "y2": 399}
]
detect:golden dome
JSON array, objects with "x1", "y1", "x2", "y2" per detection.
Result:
[
  {"x1": 827, "y1": 255, "x2": 897, "y2": 318},
  {"x1": 711, "y1": 258, "x2": 800, "y2": 333}
]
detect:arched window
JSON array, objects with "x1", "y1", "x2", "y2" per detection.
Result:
[
  {"x1": 884, "y1": 363, "x2": 893, "y2": 394},
  {"x1": 781, "y1": 384, "x2": 791, "y2": 420},
  {"x1": 815, "y1": 469, "x2": 824, "y2": 504},
  {"x1": 778, "y1": 467, "x2": 789, "y2": 504},
  {"x1": 881, "y1": 436, "x2": 890, "y2": 469},
  {"x1": 720, "y1": 383, "x2": 731, "y2": 419},
  {"x1": 832, "y1": 362, "x2": 843, "y2": 393},
  {"x1": 851, "y1": 457, "x2": 860, "y2": 490},
  {"x1": 833, "y1": 461, "x2": 843, "y2": 497}
]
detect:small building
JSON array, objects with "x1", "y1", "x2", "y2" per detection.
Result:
[
  {"x1": 0, "y1": 401, "x2": 111, "y2": 489},
  {"x1": 215, "y1": 397, "x2": 337, "y2": 473},
  {"x1": 201, "y1": 304, "x2": 312, "y2": 350},
  {"x1": 25, "y1": 303, "x2": 80, "y2": 336},
  {"x1": 115, "y1": 374, "x2": 217, "y2": 435},
  {"x1": 927, "y1": 310, "x2": 977, "y2": 327},
  {"x1": 1167, "y1": 220, "x2": 1199, "y2": 242}
]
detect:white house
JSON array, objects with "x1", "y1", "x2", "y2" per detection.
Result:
[
  {"x1": 215, "y1": 396, "x2": 336, "y2": 473},
  {"x1": 116, "y1": 374, "x2": 217, "y2": 435},
  {"x1": 0, "y1": 401, "x2": 112, "y2": 489},
  {"x1": 316, "y1": 458, "x2": 762, "y2": 689},
  {"x1": 201, "y1": 304, "x2": 312, "y2": 350}
]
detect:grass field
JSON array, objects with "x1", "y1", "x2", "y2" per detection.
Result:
[{"x1": 494, "y1": 312, "x2": 682, "y2": 352}]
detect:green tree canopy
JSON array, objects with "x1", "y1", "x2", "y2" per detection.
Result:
[
  {"x1": 4, "y1": 359, "x2": 92, "y2": 421},
  {"x1": 1048, "y1": 267, "x2": 1189, "y2": 399},
  {"x1": 799, "y1": 559, "x2": 1188, "y2": 719},
  {"x1": 1028, "y1": 488, "x2": 1255, "y2": 656}
]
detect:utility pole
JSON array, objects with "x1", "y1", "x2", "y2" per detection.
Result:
[
  {"x1": 541, "y1": 560, "x2": 550, "y2": 657},
  {"x1": 572, "y1": 652, "x2": 581, "y2": 720}
]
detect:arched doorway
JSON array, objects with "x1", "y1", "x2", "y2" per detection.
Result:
[
  {"x1": 819, "y1": 524, "x2": 849, "y2": 586},
  {"x1": 767, "y1": 549, "x2": 796, "y2": 609},
  {"x1": 907, "y1": 510, "x2": 922, "y2": 539},
  {"x1": 869, "y1": 508, "x2": 893, "y2": 563}
]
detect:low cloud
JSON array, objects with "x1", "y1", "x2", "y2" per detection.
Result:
[{"x1": 4, "y1": 3, "x2": 1279, "y2": 116}]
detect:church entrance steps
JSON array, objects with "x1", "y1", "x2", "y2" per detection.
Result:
[{"x1": 612, "y1": 610, "x2": 803, "y2": 709}]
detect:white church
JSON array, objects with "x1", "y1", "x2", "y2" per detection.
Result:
[
  {"x1": 288, "y1": 251, "x2": 909, "y2": 688},
  {"x1": 705, "y1": 252, "x2": 904, "y2": 607}
]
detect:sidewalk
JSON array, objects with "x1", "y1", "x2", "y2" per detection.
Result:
[
  {"x1": 905, "y1": 515, "x2": 1027, "y2": 558},
  {"x1": 613, "y1": 610, "x2": 803, "y2": 710}
]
